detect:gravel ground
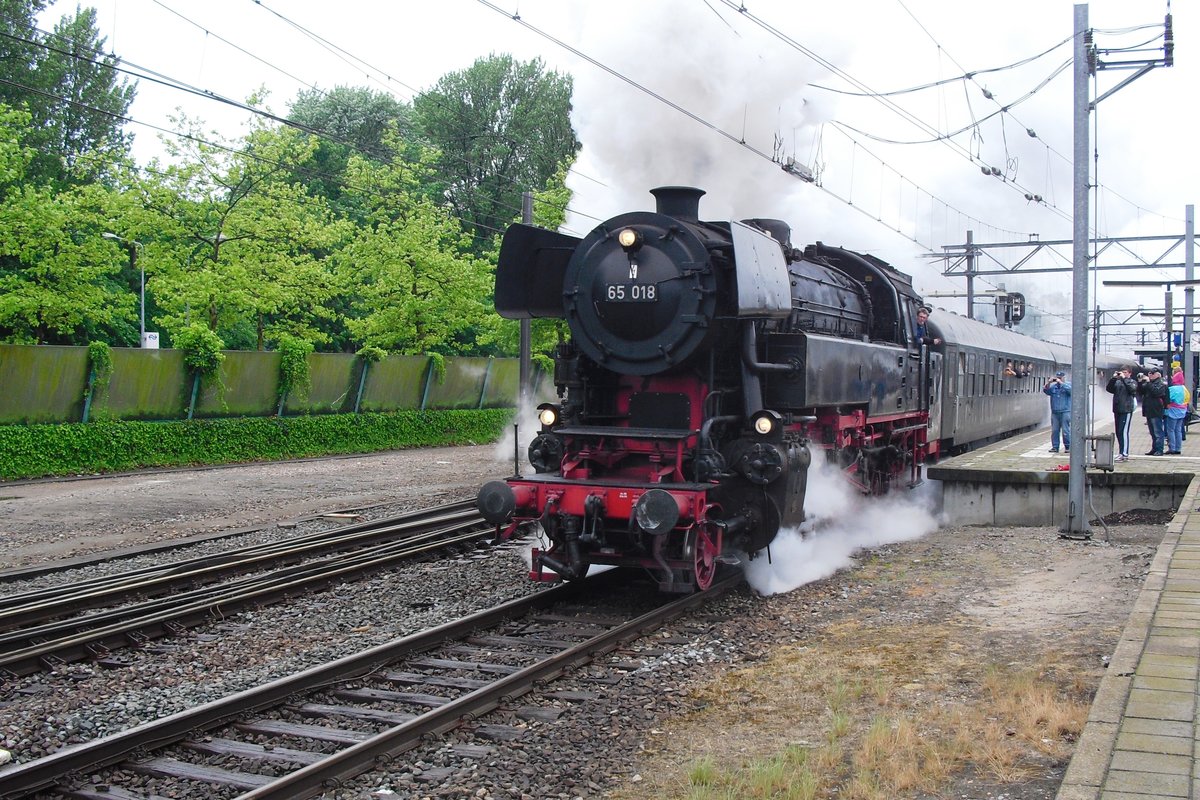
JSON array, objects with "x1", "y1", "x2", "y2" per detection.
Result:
[
  {"x1": 0, "y1": 444, "x2": 513, "y2": 570},
  {"x1": 0, "y1": 446, "x2": 1169, "y2": 799}
]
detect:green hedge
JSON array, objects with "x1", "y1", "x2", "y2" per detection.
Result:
[{"x1": 0, "y1": 409, "x2": 514, "y2": 480}]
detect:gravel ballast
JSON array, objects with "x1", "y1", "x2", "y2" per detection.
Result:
[{"x1": 0, "y1": 445, "x2": 1168, "y2": 799}]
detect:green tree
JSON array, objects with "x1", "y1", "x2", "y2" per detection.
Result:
[
  {"x1": 0, "y1": 179, "x2": 133, "y2": 343},
  {"x1": 413, "y1": 54, "x2": 579, "y2": 254},
  {"x1": 476, "y1": 160, "x2": 573, "y2": 359},
  {"x1": 336, "y1": 145, "x2": 489, "y2": 354},
  {"x1": 0, "y1": 1, "x2": 136, "y2": 186},
  {"x1": 287, "y1": 85, "x2": 418, "y2": 220},
  {"x1": 0, "y1": 103, "x2": 139, "y2": 344},
  {"x1": 142, "y1": 112, "x2": 350, "y2": 351}
]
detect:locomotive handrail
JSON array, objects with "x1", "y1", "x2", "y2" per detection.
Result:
[{"x1": 741, "y1": 323, "x2": 797, "y2": 374}]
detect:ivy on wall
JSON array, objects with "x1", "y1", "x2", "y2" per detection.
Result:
[
  {"x1": 176, "y1": 325, "x2": 226, "y2": 385},
  {"x1": 86, "y1": 341, "x2": 114, "y2": 387},
  {"x1": 276, "y1": 335, "x2": 314, "y2": 406},
  {"x1": 356, "y1": 345, "x2": 386, "y2": 363}
]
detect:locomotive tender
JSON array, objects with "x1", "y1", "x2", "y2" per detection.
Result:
[{"x1": 477, "y1": 186, "x2": 1103, "y2": 591}]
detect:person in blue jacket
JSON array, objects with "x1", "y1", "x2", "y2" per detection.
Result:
[{"x1": 1043, "y1": 370, "x2": 1071, "y2": 453}]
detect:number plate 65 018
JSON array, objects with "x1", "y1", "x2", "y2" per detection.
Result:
[{"x1": 605, "y1": 284, "x2": 657, "y2": 302}]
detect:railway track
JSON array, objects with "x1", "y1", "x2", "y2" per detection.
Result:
[
  {"x1": 0, "y1": 569, "x2": 741, "y2": 799},
  {"x1": 0, "y1": 501, "x2": 503, "y2": 676},
  {"x1": 0, "y1": 497, "x2": 404, "y2": 585}
]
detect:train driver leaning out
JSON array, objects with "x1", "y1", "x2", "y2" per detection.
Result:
[{"x1": 913, "y1": 306, "x2": 941, "y2": 347}]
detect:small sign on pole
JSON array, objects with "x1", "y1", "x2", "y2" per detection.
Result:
[{"x1": 141, "y1": 331, "x2": 160, "y2": 349}]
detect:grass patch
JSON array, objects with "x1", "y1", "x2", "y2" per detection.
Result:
[{"x1": 618, "y1": 620, "x2": 1091, "y2": 800}]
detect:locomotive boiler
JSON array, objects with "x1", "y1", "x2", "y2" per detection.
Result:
[{"x1": 477, "y1": 186, "x2": 941, "y2": 592}]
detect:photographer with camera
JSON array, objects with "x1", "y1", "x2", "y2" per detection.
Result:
[
  {"x1": 1106, "y1": 366, "x2": 1138, "y2": 462},
  {"x1": 1043, "y1": 370, "x2": 1072, "y2": 454},
  {"x1": 1136, "y1": 367, "x2": 1169, "y2": 456}
]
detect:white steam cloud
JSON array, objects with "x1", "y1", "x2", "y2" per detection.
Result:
[
  {"x1": 743, "y1": 449, "x2": 942, "y2": 596},
  {"x1": 493, "y1": 401, "x2": 543, "y2": 473},
  {"x1": 562, "y1": 2, "x2": 837, "y2": 236}
]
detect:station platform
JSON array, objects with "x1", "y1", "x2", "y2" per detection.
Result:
[
  {"x1": 928, "y1": 420, "x2": 1197, "y2": 527},
  {"x1": 936, "y1": 420, "x2": 1200, "y2": 799}
]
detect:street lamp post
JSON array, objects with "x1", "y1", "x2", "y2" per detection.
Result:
[{"x1": 103, "y1": 232, "x2": 145, "y2": 346}]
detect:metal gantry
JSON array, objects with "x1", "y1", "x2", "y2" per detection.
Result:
[{"x1": 930, "y1": 5, "x2": 1176, "y2": 537}]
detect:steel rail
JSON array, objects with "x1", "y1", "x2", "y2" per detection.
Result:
[
  {"x1": 0, "y1": 522, "x2": 493, "y2": 677},
  {"x1": 0, "y1": 578, "x2": 593, "y2": 799},
  {"x1": 240, "y1": 572, "x2": 742, "y2": 800},
  {"x1": 0, "y1": 497, "x2": 441, "y2": 585},
  {"x1": 0, "y1": 501, "x2": 479, "y2": 629},
  {"x1": 0, "y1": 570, "x2": 740, "y2": 799}
]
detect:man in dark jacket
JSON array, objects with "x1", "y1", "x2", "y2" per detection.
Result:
[
  {"x1": 1137, "y1": 367, "x2": 1169, "y2": 456},
  {"x1": 1106, "y1": 366, "x2": 1138, "y2": 462},
  {"x1": 913, "y1": 306, "x2": 941, "y2": 347}
]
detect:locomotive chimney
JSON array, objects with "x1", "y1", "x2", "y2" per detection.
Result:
[{"x1": 650, "y1": 186, "x2": 705, "y2": 221}]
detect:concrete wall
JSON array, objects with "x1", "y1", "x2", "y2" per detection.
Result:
[
  {"x1": 0, "y1": 344, "x2": 553, "y2": 424},
  {"x1": 937, "y1": 471, "x2": 1190, "y2": 526}
]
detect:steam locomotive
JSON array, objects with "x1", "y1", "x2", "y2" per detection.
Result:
[{"x1": 477, "y1": 186, "x2": 1107, "y2": 592}]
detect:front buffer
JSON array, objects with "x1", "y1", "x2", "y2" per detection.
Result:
[{"x1": 478, "y1": 477, "x2": 730, "y2": 593}]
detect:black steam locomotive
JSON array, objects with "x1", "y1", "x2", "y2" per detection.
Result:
[{"x1": 477, "y1": 186, "x2": 1102, "y2": 591}]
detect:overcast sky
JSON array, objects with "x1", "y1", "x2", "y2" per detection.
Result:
[{"x1": 41, "y1": 0, "x2": 1195, "y2": 353}]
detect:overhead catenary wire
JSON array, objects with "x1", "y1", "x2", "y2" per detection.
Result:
[
  {"x1": 712, "y1": 0, "x2": 1080, "y2": 229},
  {"x1": 721, "y1": 0, "x2": 1176, "y2": 238},
  {"x1": 474, "y1": 0, "x2": 1035, "y2": 250},
  {"x1": 886, "y1": 0, "x2": 1178, "y2": 230},
  {"x1": 37, "y1": 0, "x2": 1051, "y2": 250}
]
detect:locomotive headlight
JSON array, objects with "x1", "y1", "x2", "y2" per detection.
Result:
[
  {"x1": 634, "y1": 488, "x2": 680, "y2": 535},
  {"x1": 537, "y1": 403, "x2": 560, "y2": 429},
  {"x1": 751, "y1": 409, "x2": 783, "y2": 437},
  {"x1": 617, "y1": 227, "x2": 642, "y2": 251}
]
